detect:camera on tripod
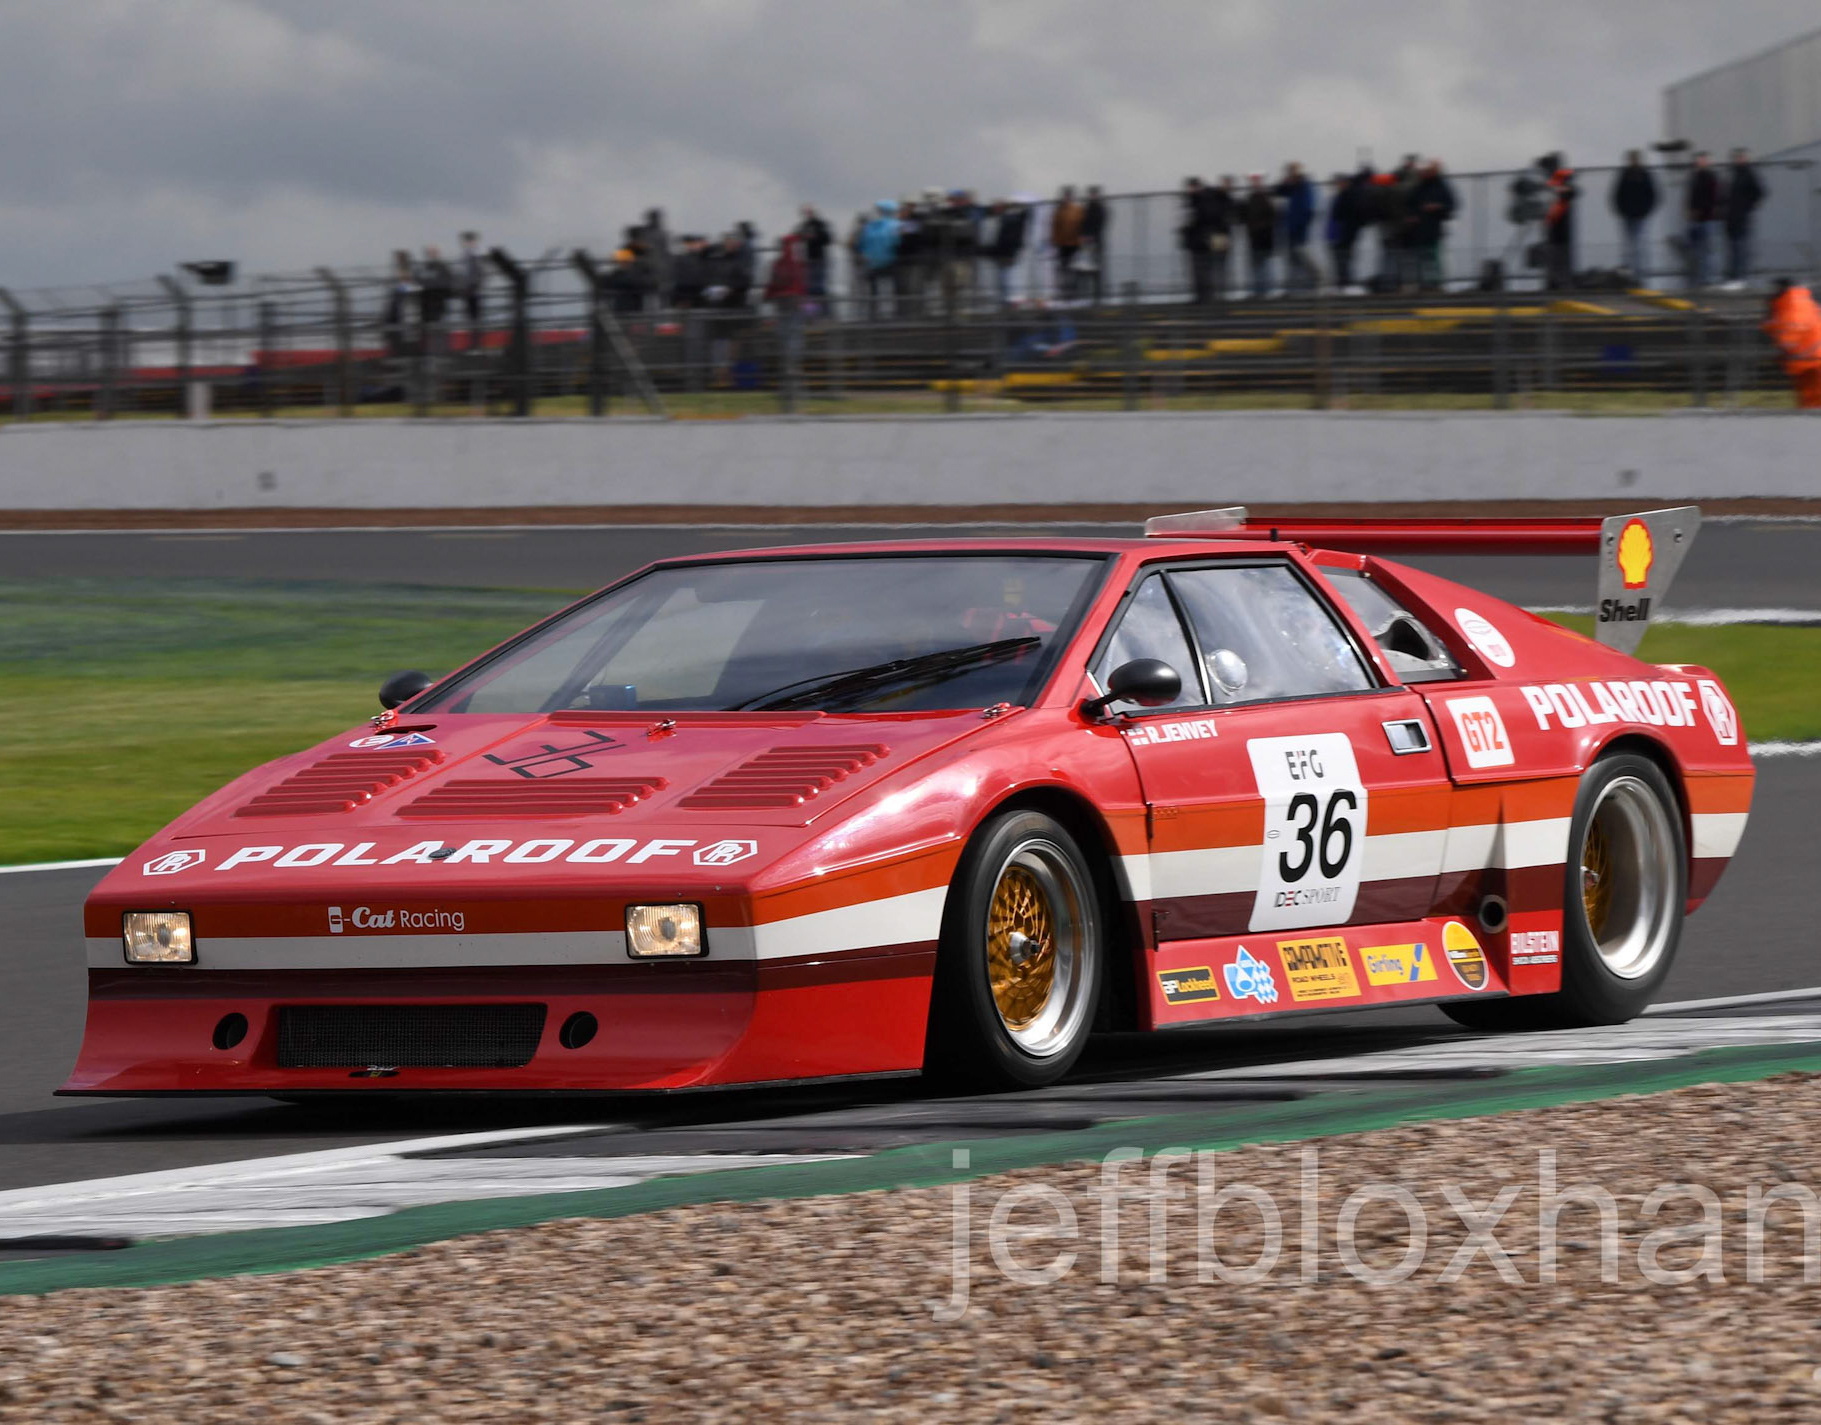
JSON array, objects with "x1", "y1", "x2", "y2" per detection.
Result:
[{"x1": 1506, "y1": 152, "x2": 1560, "y2": 226}]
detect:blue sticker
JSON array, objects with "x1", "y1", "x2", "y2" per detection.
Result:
[
  {"x1": 1223, "y1": 946, "x2": 1279, "y2": 1005},
  {"x1": 348, "y1": 731, "x2": 437, "y2": 749}
]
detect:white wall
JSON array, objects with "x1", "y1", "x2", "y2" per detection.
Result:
[{"x1": 1, "y1": 411, "x2": 1817, "y2": 512}]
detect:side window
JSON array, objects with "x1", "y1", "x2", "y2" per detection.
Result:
[
  {"x1": 1321, "y1": 569, "x2": 1463, "y2": 684},
  {"x1": 1168, "y1": 564, "x2": 1374, "y2": 704},
  {"x1": 1092, "y1": 575, "x2": 1200, "y2": 709}
]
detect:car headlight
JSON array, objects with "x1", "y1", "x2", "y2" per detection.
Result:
[
  {"x1": 625, "y1": 904, "x2": 704, "y2": 958},
  {"x1": 123, "y1": 911, "x2": 194, "y2": 964}
]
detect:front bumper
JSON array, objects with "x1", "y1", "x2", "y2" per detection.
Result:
[{"x1": 61, "y1": 953, "x2": 936, "y2": 1094}]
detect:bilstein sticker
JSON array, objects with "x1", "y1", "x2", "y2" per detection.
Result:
[{"x1": 1443, "y1": 921, "x2": 1489, "y2": 990}]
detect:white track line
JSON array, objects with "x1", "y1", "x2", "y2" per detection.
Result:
[
  {"x1": 0, "y1": 1125, "x2": 848, "y2": 1241},
  {"x1": 1645, "y1": 986, "x2": 1821, "y2": 1015},
  {"x1": 0, "y1": 856, "x2": 122, "y2": 876}
]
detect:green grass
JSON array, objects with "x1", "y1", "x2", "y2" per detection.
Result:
[
  {"x1": 0, "y1": 582, "x2": 1808, "y2": 864},
  {"x1": 0, "y1": 580, "x2": 573, "y2": 864}
]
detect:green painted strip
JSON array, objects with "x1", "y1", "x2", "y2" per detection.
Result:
[{"x1": 4, "y1": 1040, "x2": 1819, "y2": 1297}]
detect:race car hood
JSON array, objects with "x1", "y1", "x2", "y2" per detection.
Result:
[{"x1": 99, "y1": 708, "x2": 993, "y2": 904}]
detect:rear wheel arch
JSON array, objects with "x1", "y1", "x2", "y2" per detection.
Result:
[{"x1": 1591, "y1": 731, "x2": 1692, "y2": 872}]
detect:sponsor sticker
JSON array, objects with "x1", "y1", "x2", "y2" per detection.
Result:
[
  {"x1": 1698, "y1": 679, "x2": 1739, "y2": 747},
  {"x1": 1446, "y1": 696, "x2": 1515, "y2": 770},
  {"x1": 328, "y1": 905, "x2": 467, "y2": 934},
  {"x1": 198, "y1": 837, "x2": 758, "y2": 872},
  {"x1": 1360, "y1": 942, "x2": 1438, "y2": 987},
  {"x1": 1278, "y1": 936, "x2": 1360, "y2": 1002},
  {"x1": 1158, "y1": 966, "x2": 1222, "y2": 1005},
  {"x1": 1127, "y1": 717, "x2": 1219, "y2": 746},
  {"x1": 693, "y1": 839, "x2": 758, "y2": 867},
  {"x1": 1246, "y1": 734, "x2": 1368, "y2": 933},
  {"x1": 1519, "y1": 679, "x2": 1699, "y2": 732},
  {"x1": 1454, "y1": 608, "x2": 1516, "y2": 669},
  {"x1": 1222, "y1": 946, "x2": 1279, "y2": 1005},
  {"x1": 1510, "y1": 929, "x2": 1561, "y2": 966},
  {"x1": 1443, "y1": 921, "x2": 1489, "y2": 990},
  {"x1": 142, "y1": 849, "x2": 206, "y2": 876},
  {"x1": 348, "y1": 732, "x2": 437, "y2": 749},
  {"x1": 1616, "y1": 518, "x2": 1654, "y2": 591}
]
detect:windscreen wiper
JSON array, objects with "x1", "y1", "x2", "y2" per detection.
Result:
[{"x1": 729, "y1": 637, "x2": 1040, "y2": 712}]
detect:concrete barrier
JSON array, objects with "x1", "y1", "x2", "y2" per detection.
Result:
[{"x1": 1, "y1": 411, "x2": 1816, "y2": 512}]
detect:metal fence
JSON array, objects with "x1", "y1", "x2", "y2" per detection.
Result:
[{"x1": 0, "y1": 160, "x2": 1813, "y2": 422}]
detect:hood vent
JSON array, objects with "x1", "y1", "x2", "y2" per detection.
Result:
[
  {"x1": 680, "y1": 744, "x2": 888, "y2": 810},
  {"x1": 399, "y1": 776, "x2": 667, "y2": 818},
  {"x1": 235, "y1": 748, "x2": 445, "y2": 818}
]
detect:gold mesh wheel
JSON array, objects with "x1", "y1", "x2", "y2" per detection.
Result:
[
  {"x1": 981, "y1": 837, "x2": 1093, "y2": 1057},
  {"x1": 1581, "y1": 816, "x2": 1612, "y2": 937}
]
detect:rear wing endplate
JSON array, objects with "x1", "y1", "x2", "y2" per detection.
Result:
[{"x1": 1143, "y1": 505, "x2": 1700, "y2": 654}]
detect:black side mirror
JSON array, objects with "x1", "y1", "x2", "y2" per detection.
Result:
[
  {"x1": 379, "y1": 669, "x2": 435, "y2": 710},
  {"x1": 1081, "y1": 659, "x2": 1182, "y2": 719}
]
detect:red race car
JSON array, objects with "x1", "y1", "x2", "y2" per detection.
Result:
[{"x1": 68, "y1": 506, "x2": 1751, "y2": 1095}]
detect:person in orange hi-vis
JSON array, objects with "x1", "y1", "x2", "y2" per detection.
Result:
[{"x1": 1762, "y1": 278, "x2": 1821, "y2": 409}]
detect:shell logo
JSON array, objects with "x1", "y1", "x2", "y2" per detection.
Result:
[{"x1": 1616, "y1": 519, "x2": 1654, "y2": 591}]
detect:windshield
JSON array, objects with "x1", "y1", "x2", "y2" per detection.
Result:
[{"x1": 420, "y1": 554, "x2": 1105, "y2": 715}]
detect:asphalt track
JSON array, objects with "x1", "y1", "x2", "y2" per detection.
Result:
[
  {"x1": 4, "y1": 516, "x2": 1820, "y2": 611},
  {"x1": 0, "y1": 519, "x2": 1814, "y2": 1219}
]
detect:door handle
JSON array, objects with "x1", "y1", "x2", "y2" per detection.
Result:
[{"x1": 1383, "y1": 719, "x2": 1432, "y2": 755}]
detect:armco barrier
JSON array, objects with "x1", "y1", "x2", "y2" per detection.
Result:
[{"x1": 0, "y1": 411, "x2": 1816, "y2": 513}]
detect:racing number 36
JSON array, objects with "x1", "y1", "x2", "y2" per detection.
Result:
[
  {"x1": 1279, "y1": 788, "x2": 1358, "y2": 883},
  {"x1": 1246, "y1": 735, "x2": 1368, "y2": 932}
]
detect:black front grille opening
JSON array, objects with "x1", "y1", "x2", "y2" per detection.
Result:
[{"x1": 276, "y1": 1004, "x2": 548, "y2": 1069}]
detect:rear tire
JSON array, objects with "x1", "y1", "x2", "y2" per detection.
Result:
[
  {"x1": 925, "y1": 811, "x2": 1105, "y2": 1090},
  {"x1": 1442, "y1": 752, "x2": 1685, "y2": 1033}
]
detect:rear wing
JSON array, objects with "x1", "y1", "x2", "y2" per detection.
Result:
[{"x1": 1143, "y1": 505, "x2": 1700, "y2": 654}]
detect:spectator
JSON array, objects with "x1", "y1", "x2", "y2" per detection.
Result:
[
  {"x1": 1210, "y1": 176, "x2": 1237, "y2": 299},
  {"x1": 1610, "y1": 152, "x2": 1658, "y2": 283},
  {"x1": 858, "y1": 200, "x2": 902, "y2": 318},
  {"x1": 671, "y1": 234, "x2": 708, "y2": 309},
  {"x1": 1724, "y1": 148, "x2": 1765, "y2": 289},
  {"x1": 933, "y1": 189, "x2": 980, "y2": 312},
  {"x1": 896, "y1": 198, "x2": 931, "y2": 315},
  {"x1": 1685, "y1": 151, "x2": 1721, "y2": 288},
  {"x1": 1542, "y1": 160, "x2": 1577, "y2": 291},
  {"x1": 1762, "y1": 278, "x2": 1821, "y2": 408},
  {"x1": 1408, "y1": 160, "x2": 1456, "y2": 291},
  {"x1": 1276, "y1": 162, "x2": 1318, "y2": 292},
  {"x1": 1242, "y1": 174, "x2": 1277, "y2": 298},
  {"x1": 1080, "y1": 185, "x2": 1109, "y2": 303},
  {"x1": 418, "y1": 245, "x2": 453, "y2": 328},
  {"x1": 986, "y1": 198, "x2": 1029, "y2": 306},
  {"x1": 723, "y1": 222, "x2": 758, "y2": 309},
  {"x1": 797, "y1": 204, "x2": 833, "y2": 302},
  {"x1": 638, "y1": 208, "x2": 671, "y2": 308},
  {"x1": 766, "y1": 231, "x2": 810, "y2": 384},
  {"x1": 458, "y1": 231, "x2": 485, "y2": 336},
  {"x1": 1326, "y1": 170, "x2": 1367, "y2": 292},
  {"x1": 604, "y1": 229, "x2": 647, "y2": 315},
  {"x1": 1369, "y1": 170, "x2": 1405, "y2": 291},
  {"x1": 383, "y1": 249, "x2": 416, "y2": 359},
  {"x1": 1050, "y1": 185, "x2": 1085, "y2": 300},
  {"x1": 1180, "y1": 177, "x2": 1214, "y2": 304}
]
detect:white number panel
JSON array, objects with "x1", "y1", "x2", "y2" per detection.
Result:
[{"x1": 1246, "y1": 734, "x2": 1368, "y2": 932}]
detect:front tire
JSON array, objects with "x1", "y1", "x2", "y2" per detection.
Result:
[
  {"x1": 1443, "y1": 752, "x2": 1685, "y2": 1032},
  {"x1": 925, "y1": 811, "x2": 1104, "y2": 1089}
]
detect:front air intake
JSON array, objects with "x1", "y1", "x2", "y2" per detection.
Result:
[
  {"x1": 275, "y1": 1004, "x2": 547, "y2": 1068},
  {"x1": 235, "y1": 748, "x2": 445, "y2": 817}
]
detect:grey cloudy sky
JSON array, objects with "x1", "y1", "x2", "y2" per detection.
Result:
[{"x1": 0, "y1": 0, "x2": 1814, "y2": 289}]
